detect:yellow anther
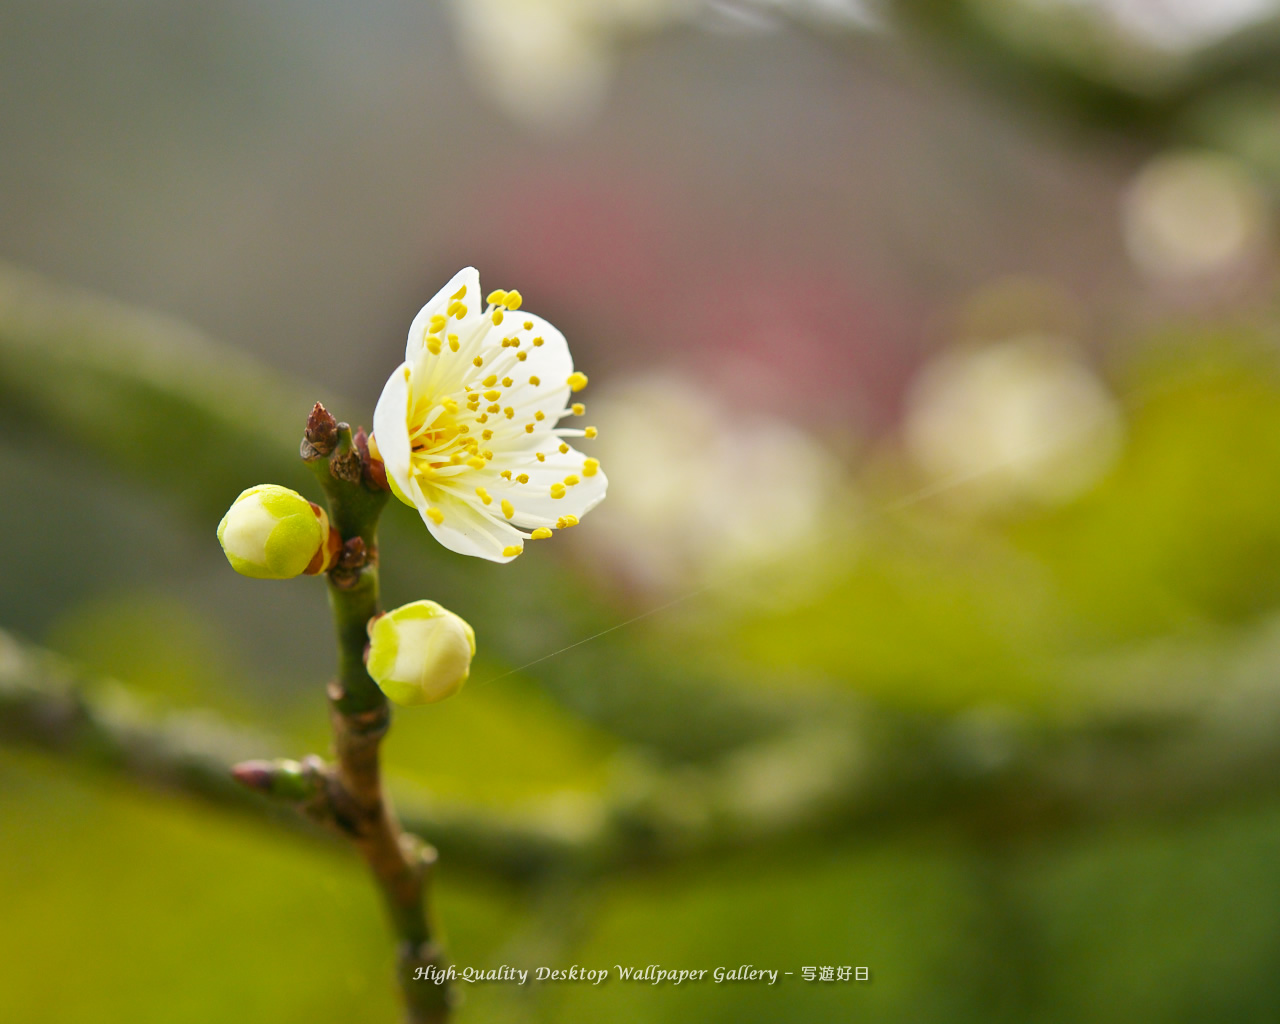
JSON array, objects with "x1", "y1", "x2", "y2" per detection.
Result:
[
  {"x1": 466, "y1": 456, "x2": 486, "y2": 469},
  {"x1": 492, "y1": 310, "x2": 504, "y2": 325},
  {"x1": 473, "y1": 356, "x2": 484, "y2": 367},
  {"x1": 426, "y1": 338, "x2": 441, "y2": 355},
  {"x1": 517, "y1": 352, "x2": 528, "y2": 361},
  {"x1": 501, "y1": 338, "x2": 512, "y2": 348},
  {"x1": 525, "y1": 423, "x2": 534, "y2": 433},
  {"x1": 477, "y1": 413, "x2": 489, "y2": 423},
  {"x1": 451, "y1": 283, "x2": 467, "y2": 300},
  {"x1": 446, "y1": 300, "x2": 464, "y2": 317},
  {"x1": 531, "y1": 527, "x2": 552, "y2": 540},
  {"x1": 561, "y1": 515, "x2": 579, "y2": 528},
  {"x1": 454, "y1": 303, "x2": 467, "y2": 319},
  {"x1": 483, "y1": 389, "x2": 501, "y2": 401},
  {"x1": 567, "y1": 372, "x2": 588, "y2": 392},
  {"x1": 486, "y1": 289, "x2": 508, "y2": 306},
  {"x1": 556, "y1": 517, "x2": 568, "y2": 529},
  {"x1": 482, "y1": 429, "x2": 493, "y2": 440},
  {"x1": 483, "y1": 449, "x2": 494, "y2": 459},
  {"x1": 475, "y1": 487, "x2": 492, "y2": 505},
  {"x1": 488, "y1": 403, "x2": 501, "y2": 413},
  {"x1": 504, "y1": 407, "x2": 515, "y2": 419},
  {"x1": 571, "y1": 403, "x2": 585, "y2": 415},
  {"x1": 448, "y1": 334, "x2": 460, "y2": 351},
  {"x1": 504, "y1": 290, "x2": 523, "y2": 310},
  {"x1": 559, "y1": 443, "x2": 570, "y2": 454},
  {"x1": 511, "y1": 338, "x2": 521, "y2": 347},
  {"x1": 533, "y1": 336, "x2": 544, "y2": 347},
  {"x1": 534, "y1": 411, "x2": 545, "y2": 421},
  {"x1": 516, "y1": 473, "x2": 529, "y2": 484},
  {"x1": 564, "y1": 475, "x2": 580, "y2": 486},
  {"x1": 482, "y1": 374, "x2": 498, "y2": 387},
  {"x1": 502, "y1": 376, "x2": 513, "y2": 387},
  {"x1": 529, "y1": 375, "x2": 541, "y2": 386},
  {"x1": 429, "y1": 314, "x2": 447, "y2": 332},
  {"x1": 500, "y1": 470, "x2": 512, "y2": 480},
  {"x1": 583, "y1": 458, "x2": 599, "y2": 477},
  {"x1": 427, "y1": 507, "x2": 444, "y2": 525},
  {"x1": 585, "y1": 426, "x2": 598, "y2": 438},
  {"x1": 550, "y1": 483, "x2": 566, "y2": 499},
  {"x1": 457, "y1": 424, "x2": 470, "y2": 433},
  {"x1": 449, "y1": 453, "x2": 463, "y2": 465},
  {"x1": 502, "y1": 545, "x2": 523, "y2": 558},
  {"x1": 536, "y1": 452, "x2": 546, "y2": 462},
  {"x1": 523, "y1": 320, "x2": 533, "y2": 330},
  {"x1": 442, "y1": 398, "x2": 459, "y2": 414},
  {"x1": 501, "y1": 499, "x2": 514, "y2": 519}
]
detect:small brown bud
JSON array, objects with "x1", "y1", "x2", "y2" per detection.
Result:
[
  {"x1": 338, "y1": 536, "x2": 367, "y2": 571},
  {"x1": 303, "y1": 402, "x2": 339, "y2": 457},
  {"x1": 329, "y1": 422, "x2": 364, "y2": 483},
  {"x1": 354, "y1": 427, "x2": 391, "y2": 492}
]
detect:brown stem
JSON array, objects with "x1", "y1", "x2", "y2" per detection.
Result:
[
  {"x1": 297, "y1": 404, "x2": 451, "y2": 1022},
  {"x1": 315, "y1": 683, "x2": 452, "y2": 1023}
]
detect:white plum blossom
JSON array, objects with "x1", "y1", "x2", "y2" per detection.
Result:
[{"x1": 371, "y1": 268, "x2": 606, "y2": 563}]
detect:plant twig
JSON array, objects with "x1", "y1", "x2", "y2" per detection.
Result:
[{"x1": 282, "y1": 404, "x2": 452, "y2": 1023}]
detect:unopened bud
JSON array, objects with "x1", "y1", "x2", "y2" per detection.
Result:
[
  {"x1": 217, "y1": 484, "x2": 335, "y2": 579},
  {"x1": 365, "y1": 600, "x2": 475, "y2": 706}
]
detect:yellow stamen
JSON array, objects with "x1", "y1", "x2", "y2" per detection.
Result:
[
  {"x1": 486, "y1": 289, "x2": 508, "y2": 306},
  {"x1": 475, "y1": 487, "x2": 492, "y2": 505},
  {"x1": 564, "y1": 475, "x2": 580, "y2": 486},
  {"x1": 429, "y1": 314, "x2": 446, "y2": 332},
  {"x1": 517, "y1": 352, "x2": 528, "y2": 361},
  {"x1": 536, "y1": 453, "x2": 546, "y2": 462},
  {"x1": 531, "y1": 527, "x2": 552, "y2": 540},
  {"x1": 502, "y1": 545, "x2": 522, "y2": 558},
  {"x1": 426, "y1": 338, "x2": 441, "y2": 355},
  {"x1": 523, "y1": 320, "x2": 533, "y2": 330},
  {"x1": 583, "y1": 458, "x2": 599, "y2": 477},
  {"x1": 427, "y1": 507, "x2": 444, "y2": 525},
  {"x1": 483, "y1": 389, "x2": 501, "y2": 401},
  {"x1": 516, "y1": 473, "x2": 529, "y2": 484},
  {"x1": 585, "y1": 426, "x2": 598, "y2": 438},
  {"x1": 466, "y1": 456, "x2": 486, "y2": 469},
  {"x1": 529, "y1": 376, "x2": 541, "y2": 386},
  {"x1": 492, "y1": 309, "x2": 504, "y2": 325},
  {"x1": 502, "y1": 377, "x2": 513, "y2": 387},
  {"x1": 550, "y1": 483, "x2": 566, "y2": 499},
  {"x1": 534, "y1": 411, "x2": 545, "y2": 421},
  {"x1": 451, "y1": 283, "x2": 467, "y2": 300},
  {"x1": 571, "y1": 403, "x2": 585, "y2": 415},
  {"x1": 504, "y1": 407, "x2": 515, "y2": 419},
  {"x1": 482, "y1": 429, "x2": 493, "y2": 440},
  {"x1": 559, "y1": 443, "x2": 570, "y2": 454},
  {"x1": 448, "y1": 334, "x2": 460, "y2": 351},
  {"x1": 482, "y1": 375, "x2": 498, "y2": 387},
  {"x1": 533, "y1": 337, "x2": 544, "y2": 347},
  {"x1": 525, "y1": 424, "x2": 535, "y2": 433},
  {"x1": 567, "y1": 372, "x2": 588, "y2": 392},
  {"x1": 501, "y1": 499, "x2": 514, "y2": 519},
  {"x1": 504, "y1": 289, "x2": 523, "y2": 310},
  {"x1": 473, "y1": 356, "x2": 484, "y2": 367}
]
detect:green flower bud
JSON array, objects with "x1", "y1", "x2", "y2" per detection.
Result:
[
  {"x1": 217, "y1": 484, "x2": 333, "y2": 579},
  {"x1": 366, "y1": 600, "x2": 476, "y2": 706}
]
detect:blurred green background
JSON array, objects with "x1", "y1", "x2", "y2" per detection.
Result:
[{"x1": 7, "y1": 0, "x2": 1280, "y2": 1021}]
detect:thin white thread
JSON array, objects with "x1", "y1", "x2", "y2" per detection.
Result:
[{"x1": 474, "y1": 383, "x2": 1140, "y2": 687}]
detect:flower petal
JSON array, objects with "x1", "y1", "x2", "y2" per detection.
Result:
[
  {"x1": 405, "y1": 267, "x2": 483, "y2": 362},
  {"x1": 410, "y1": 477, "x2": 526, "y2": 563},
  {"x1": 372, "y1": 361, "x2": 414, "y2": 504},
  {"x1": 490, "y1": 444, "x2": 606, "y2": 527}
]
